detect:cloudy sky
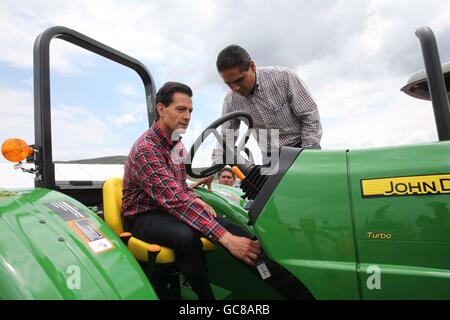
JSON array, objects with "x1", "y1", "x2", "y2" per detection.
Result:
[{"x1": 1, "y1": 0, "x2": 450, "y2": 167}]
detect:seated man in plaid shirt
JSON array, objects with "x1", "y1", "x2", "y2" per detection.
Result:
[{"x1": 122, "y1": 81, "x2": 309, "y2": 300}]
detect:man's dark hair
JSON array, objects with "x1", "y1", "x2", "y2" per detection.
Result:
[
  {"x1": 216, "y1": 45, "x2": 252, "y2": 72},
  {"x1": 218, "y1": 167, "x2": 235, "y2": 179},
  {"x1": 155, "y1": 81, "x2": 193, "y2": 120}
]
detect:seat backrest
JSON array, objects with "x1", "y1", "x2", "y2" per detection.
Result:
[{"x1": 102, "y1": 177, "x2": 124, "y2": 235}]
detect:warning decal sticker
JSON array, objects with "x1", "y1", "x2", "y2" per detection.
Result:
[
  {"x1": 67, "y1": 219, "x2": 114, "y2": 254},
  {"x1": 45, "y1": 201, "x2": 88, "y2": 221},
  {"x1": 46, "y1": 201, "x2": 114, "y2": 254}
]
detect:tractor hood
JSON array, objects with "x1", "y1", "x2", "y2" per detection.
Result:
[{"x1": 0, "y1": 188, "x2": 156, "y2": 299}]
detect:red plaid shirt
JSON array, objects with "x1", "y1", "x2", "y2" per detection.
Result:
[{"x1": 122, "y1": 122, "x2": 226, "y2": 241}]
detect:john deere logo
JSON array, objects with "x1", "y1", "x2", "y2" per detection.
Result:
[{"x1": 361, "y1": 174, "x2": 450, "y2": 198}]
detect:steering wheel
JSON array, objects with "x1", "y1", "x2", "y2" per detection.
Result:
[{"x1": 186, "y1": 111, "x2": 253, "y2": 178}]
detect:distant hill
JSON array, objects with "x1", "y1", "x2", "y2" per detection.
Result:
[
  {"x1": 54, "y1": 156, "x2": 217, "y2": 180},
  {"x1": 54, "y1": 156, "x2": 212, "y2": 172},
  {"x1": 55, "y1": 156, "x2": 128, "y2": 165}
]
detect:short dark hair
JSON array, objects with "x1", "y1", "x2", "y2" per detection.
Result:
[
  {"x1": 216, "y1": 45, "x2": 252, "y2": 72},
  {"x1": 155, "y1": 81, "x2": 193, "y2": 120},
  {"x1": 218, "y1": 167, "x2": 235, "y2": 179}
]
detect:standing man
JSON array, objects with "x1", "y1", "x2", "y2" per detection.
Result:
[
  {"x1": 193, "y1": 44, "x2": 322, "y2": 190},
  {"x1": 122, "y1": 81, "x2": 309, "y2": 300}
]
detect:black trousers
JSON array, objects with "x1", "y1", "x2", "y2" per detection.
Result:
[{"x1": 123, "y1": 211, "x2": 311, "y2": 300}]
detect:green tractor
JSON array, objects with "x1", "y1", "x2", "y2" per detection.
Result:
[{"x1": 1, "y1": 25, "x2": 449, "y2": 300}]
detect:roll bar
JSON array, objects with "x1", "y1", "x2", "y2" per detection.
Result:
[
  {"x1": 414, "y1": 26, "x2": 450, "y2": 141},
  {"x1": 33, "y1": 26, "x2": 156, "y2": 188}
]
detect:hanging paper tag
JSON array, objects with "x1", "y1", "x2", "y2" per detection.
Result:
[{"x1": 256, "y1": 261, "x2": 271, "y2": 280}]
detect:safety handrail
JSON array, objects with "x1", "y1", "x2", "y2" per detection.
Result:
[
  {"x1": 33, "y1": 26, "x2": 156, "y2": 188},
  {"x1": 415, "y1": 26, "x2": 450, "y2": 141}
]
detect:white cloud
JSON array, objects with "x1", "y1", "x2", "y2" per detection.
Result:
[
  {"x1": 117, "y1": 83, "x2": 137, "y2": 96},
  {"x1": 1, "y1": 0, "x2": 449, "y2": 162},
  {"x1": 0, "y1": 86, "x2": 34, "y2": 158},
  {"x1": 0, "y1": 83, "x2": 131, "y2": 163},
  {"x1": 318, "y1": 81, "x2": 437, "y2": 150},
  {"x1": 50, "y1": 104, "x2": 126, "y2": 160},
  {"x1": 21, "y1": 78, "x2": 33, "y2": 86},
  {"x1": 112, "y1": 112, "x2": 143, "y2": 127},
  {"x1": 0, "y1": 0, "x2": 216, "y2": 78}
]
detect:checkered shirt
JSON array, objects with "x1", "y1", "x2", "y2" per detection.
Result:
[
  {"x1": 122, "y1": 122, "x2": 226, "y2": 241},
  {"x1": 213, "y1": 66, "x2": 322, "y2": 163}
]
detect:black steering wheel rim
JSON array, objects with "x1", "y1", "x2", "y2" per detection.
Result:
[{"x1": 186, "y1": 111, "x2": 253, "y2": 178}]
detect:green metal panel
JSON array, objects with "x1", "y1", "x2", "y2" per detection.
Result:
[
  {"x1": 348, "y1": 141, "x2": 450, "y2": 299},
  {"x1": 209, "y1": 183, "x2": 248, "y2": 208},
  {"x1": 254, "y1": 150, "x2": 359, "y2": 299},
  {"x1": 195, "y1": 184, "x2": 281, "y2": 299},
  {"x1": 195, "y1": 185, "x2": 252, "y2": 234},
  {"x1": 0, "y1": 188, "x2": 157, "y2": 300}
]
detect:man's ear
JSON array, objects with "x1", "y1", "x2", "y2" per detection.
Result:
[
  {"x1": 250, "y1": 60, "x2": 256, "y2": 72},
  {"x1": 156, "y1": 103, "x2": 166, "y2": 119}
]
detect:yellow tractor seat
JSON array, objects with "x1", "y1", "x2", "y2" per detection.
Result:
[{"x1": 102, "y1": 177, "x2": 216, "y2": 265}]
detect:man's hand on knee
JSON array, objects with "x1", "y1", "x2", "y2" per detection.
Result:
[{"x1": 194, "y1": 198, "x2": 217, "y2": 218}]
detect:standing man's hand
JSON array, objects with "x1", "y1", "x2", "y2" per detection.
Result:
[
  {"x1": 195, "y1": 198, "x2": 217, "y2": 218},
  {"x1": 191, "y1": 175, "x2": 214, "y2": 192},
  {"x1": 219, "y1": 231, "x2": 261, "y2": 266}
]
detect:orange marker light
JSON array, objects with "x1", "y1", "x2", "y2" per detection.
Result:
[
  {"x1": 231, "y1": 166, "x2": 246, "y2": 181},
  {"x1": 147, "y1": 244, "x2": 162, "y2": 253},
  {"x1": 1, "y1": 138, "x2": 33, "y2": 163}
]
